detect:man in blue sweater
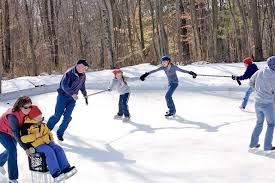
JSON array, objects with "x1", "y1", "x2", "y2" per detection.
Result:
[
  {"x1": 232, "y1": 57, "x2": 259, "y2": 109},
  {"x1": 47, "y1": 59, "x2": 89, "y2": 141}
]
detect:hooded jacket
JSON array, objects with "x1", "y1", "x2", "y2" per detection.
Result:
[
  {"x1": 20, "y1": 117, "x2": 54, "y2": 148},
  {"x1": 249, "y1": 67, "x2": 275, "y2": 104}
]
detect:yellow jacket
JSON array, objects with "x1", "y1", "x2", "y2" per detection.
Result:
[{"x1": 20, "y1": 118, "x2": 54, "y2": 148}]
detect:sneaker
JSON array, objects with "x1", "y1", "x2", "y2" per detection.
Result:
[
  {"x1": 9, "y1": 180, "x2": 19, "y2": 183},
  {"x1": 62, "y1": 166, "x2": 77, "y2": 179},
  {"x1": 113, "y1": 115, "x2": 123, "y2": 120},
  {"x1": 57, "y1": 135, "x2": 64, "y2": 141},
  {"x1": 123, "y1": 117, "x2": 130, "y2": 122},
  {"x1": 0, "y1": 166, "x2": 6, "y2": 175}
]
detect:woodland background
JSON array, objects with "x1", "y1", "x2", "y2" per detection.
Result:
[{"x1": 0, "y1": 0, "x2": 274, "y2": 93}]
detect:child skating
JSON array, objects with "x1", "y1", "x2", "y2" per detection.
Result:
[
  {"x1": 20, "y1": 106, "x2": 77, "y2": 183},
  {"x1": 108, "y1": 69, "x2": 140, "y2": 122},
  {"x1": 140, "y1": 55, "x2": 197, "y2": 117},
  {"x1": 231, "y1": 57, "x2": 258, "y2": 110}
]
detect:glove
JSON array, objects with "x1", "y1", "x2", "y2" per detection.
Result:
[
  {"x1": 140, "y1": 72, "x2": 149, "y2": 81},
  {"x1": 232, "y1": 75, "x2": 237, "y2": 80},
  {"x1": 189, "y1": 71, "x2": 197, "y2": 79},
  {"x1": 84, "y1": 96, "x2": 88, "y2": 105}
]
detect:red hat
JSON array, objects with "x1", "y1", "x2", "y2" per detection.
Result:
[
  {"x1": 28, "y1": 105, "x2": 42, "y2": 119},
  {"x1": 243, "y1": 57, "x2": 253, "y2": 65},
  {"x1": 112, "y1": 69, "x2": 122, "y2": 75}
]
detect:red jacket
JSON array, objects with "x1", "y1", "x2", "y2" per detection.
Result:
[{"x1": 0, "y1": 108, "x2": 26, "y2": 136}]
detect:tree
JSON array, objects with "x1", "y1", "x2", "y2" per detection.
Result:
[{"x1": 251, "y1": 0, "x2": 263, "y2": 61}]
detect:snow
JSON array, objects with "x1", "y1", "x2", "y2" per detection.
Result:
[{"x1": 0, "y1": 61, "x2": 274, "y2": 183}]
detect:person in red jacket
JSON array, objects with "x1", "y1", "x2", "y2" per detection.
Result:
[{"x1": 0, "y1": 96, "x2": 33, "y2": 183}]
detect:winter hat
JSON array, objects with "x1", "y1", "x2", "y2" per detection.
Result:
[
  {"x1": 77, "y1": 59, "x2": 89, "y2": 67},
  {"x1": 28, "y1": 105, "x2": 42, "y2": 119},
  {"x1": 112, "y1": 69, "x2": 123, "y2": 75},
  {"x1": 267, "y1": 56, "x2": 275, "y2": 70},
  {"x1": 243, "y1": 57, "x2": 253, "y2": 65},
  {"x1": 161, "y1": 55, "x2": 171, "y2": 62}
]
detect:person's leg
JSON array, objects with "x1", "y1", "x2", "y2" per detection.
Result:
[
  {"x1": 263, "y1": 104, "x2": 275, "y2": 150},
  {"x1": 57, "y1": 97, "x2": 76, "y2": 137},
  {"x1": 117, "y1": 95, "x2": 123, "y2": 116},
  {"x1": 0, "y1": 133, "x2": 18, "y2": 180},
  {"x1": 241, "y1": 86, "x2": 253, "y2": 109},
  {"x1": 249, "y1": 103, "x2": 265, "y2": 148},
  {"x1": 165, "y1": 83, "x2": 178, "y2": 114},
  {"x1": 47, "y1": 142, "x2": 70, "y2": 171},
  {"x1": 35, "y1": 144, "x2": 61, "y2": 176},
  {"x1": 47, "y1": 94, "x2": 67, "y2": 130},
  {"x1": 121, "y1": 93, "x2": 130, "y2": 117}
]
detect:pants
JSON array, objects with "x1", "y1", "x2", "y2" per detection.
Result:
[
  {"x1": 117, "y1": 93, "x2": 130, "y2": 117},
  {"x1": 35, "y1": 142, "x2": 70, "y2": 176},
  {"x1": 241, "y1": 86, "x2": 253, "y2": 108},
  {"x1": 0, "y1": 132, "x2": 18, "y2": 180},
  {"x1": 250, "y1": 102, "x2": 275, "y2": 150},
  {"x1": 165, "y1": 83, "x2": 178, "y2": 114},
  {"x1": 47, "y1": 93, "x2": 76, "y2": 136}
]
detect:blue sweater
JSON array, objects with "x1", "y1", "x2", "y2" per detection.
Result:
[
  {"x1": 237, "y1": 63, "x2": 259, "y2": 80},
  {"x1": 7, "y1": 115, "x2": 27, "y2": 150},
  {"x1": 148, "y1": 64, "x2": 191, "y2": 84},
  {"x1": 57, "y1": 67, "x2": 87, "y2": 96}
]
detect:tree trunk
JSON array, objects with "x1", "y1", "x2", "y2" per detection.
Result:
[
  {"x1": 189, "y1": 0, "x2": 202, "y2": 60},
  {"x1": 176, "y1": 0, "x2": 190, "y2": 63},
  {"x1": 125, "y1": 0, "x2": 133, "y2": 52},
  {"x1": 99, "y1": 0, "x2": 115, "y2": 68},
  {"x1": 24, "y1": 0, "x2": 38, "y2": 76},
  {"x1": 235, "y1": 0, "x2": 250, "y2": 56},
  {"x1": 49, "y1": 0, "x2": 59, "y2": 67},
  {"x1": 251, "y1": 0, "x2": 263, "y2": 61},
  {"x1": 138, "y1": 0, "x2": 145, "y2": 50},
  {"x1": 0, "y1": 1, "x2": 3, "y2": 93},
  {"x1": 148, "y1": 0, "x2": 159, "y2": 64},
  {"x1": 3, "y1": 0, "x2": 11, "y2": 73},
  {"x1": 266, "y1": 0, "x2": 273, "y2": 55},
  {"x1": 212, "y1": 0, "x2": 218, "y2": 61}
]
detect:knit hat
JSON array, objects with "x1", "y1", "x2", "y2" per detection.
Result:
[
  {"x1": 112, "y1": 69, "x2": 123, "y2": 75},
  {"x1": 242, "y1": 57, "x2": 253, "y2": 65},
  {"x1": 267, "y1": 56, "x2": 275, "y2": 70},
  {"x1": 161, "y1": 55, "x2": 171, "y2": 62},
  {"x1": 28, "y1": 105, "x2": 42, "y2": 119},
  {"x1": 77, "y1": 59, "x2": 89, "y2": 67}
]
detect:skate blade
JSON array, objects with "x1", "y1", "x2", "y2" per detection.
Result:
[
  {"x1": 65, "y1": 168, "x2": 77, "y2": 179},
  {"x1": 53, "y1": 174, "x2": 66, "y2": 183}
]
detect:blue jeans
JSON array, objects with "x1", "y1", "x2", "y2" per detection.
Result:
[
  {"x1": 165, "y1": 83, "x2": 178, "y2": 114},
  {"x1": 118, "y1": 93, "x2": 130, "y2": 117},
  {"x1": 0, "y1": 132, "x2": 18, "y2": 180},
  {"x1": 241, "y1": 86, "x2": 253, "y2": 108},
  {"x1": 250, "y1": 102, "x2": 275, "y2": 150},
  {"x1": 47, "y1": 93, "x2": 76, "y2": 137},
  {"x1": 36, "y1": 142, "x2": 70, "y2": 176}
]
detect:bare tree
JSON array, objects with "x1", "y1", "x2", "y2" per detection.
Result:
[
  {"x1": 3, "y1": 0, "x2": 11, "y2": 73},
  {"x1": 251, "y1": 0, "x2": 263, "y2": 60}
]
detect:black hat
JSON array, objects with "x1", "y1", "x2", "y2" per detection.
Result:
[{"x1": 77, "y1": 59, "x2": 89, "y2": 67}]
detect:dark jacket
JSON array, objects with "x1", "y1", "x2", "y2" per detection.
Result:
[
  {"x1": 57, "y1": 66, "x2": 87, "y2": 96},
  {"x1": 237, "y1": 63, "x2": 259, "y2": 80}
]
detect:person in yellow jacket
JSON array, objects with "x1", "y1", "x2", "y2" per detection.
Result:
[{"x1": 20, "y1": 106, "x2": 77, "y2": 182}]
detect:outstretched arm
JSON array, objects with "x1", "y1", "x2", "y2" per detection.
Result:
[
  {"x1": 140, "y1": 66, "x2": 164, "y2": 81},
  {"x1": 175, "y1": 66, "x2": 197, "y2": 78}
]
